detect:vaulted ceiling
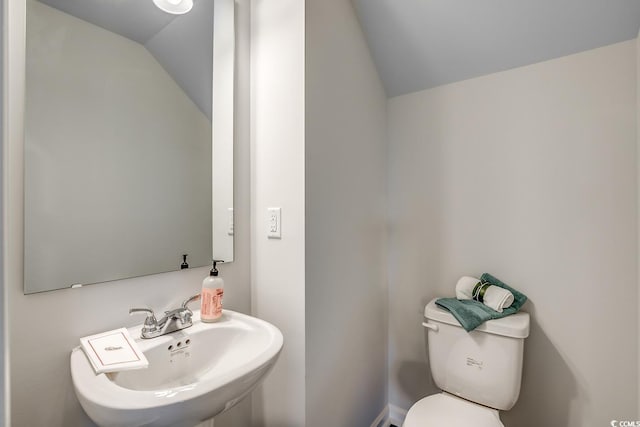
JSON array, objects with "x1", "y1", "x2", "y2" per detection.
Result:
[
  {"x1": 36, "y1": 0, "x2": 214, "y2": 119},
  {"x1": 352, "y1": 0, "x2": 640, "y2": 97},
  {"x1": 33, "y1": 0, "x2": 640, "y2": 100}
]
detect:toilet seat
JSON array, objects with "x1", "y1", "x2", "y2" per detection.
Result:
[{"x1": 403, "y1": 393, "x2": 504, "y2": 427}]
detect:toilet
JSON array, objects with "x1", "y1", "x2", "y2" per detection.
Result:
[{"x1": 403, "y1": 299, "x2": 530, "y2": 427}]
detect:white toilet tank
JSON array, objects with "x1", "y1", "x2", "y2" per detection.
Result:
[{"x1": 424, "y1": 299, "x2": 530, "y2": 411}]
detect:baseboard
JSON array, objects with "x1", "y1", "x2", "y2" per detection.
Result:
[
  {"x1": 370, "y1": 406, "x2": 388, "y2": 427},
  {"x1": 369, "y1": 404, "x2": 408, "y2": 427},
  {"x1": 388, "y1": 404, "x2": 408, "y2": 426}
]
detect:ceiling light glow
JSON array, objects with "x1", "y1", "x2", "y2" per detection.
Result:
[{"x1": 153, "y1": 0, "x2": 193, "y2": 15}]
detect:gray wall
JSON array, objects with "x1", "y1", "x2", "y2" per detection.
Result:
[
  {"x1": 305, "y1": 0, "x2": 388, "y2": 425},
  {"x1": 0, "y1": 0, "x2": 5, "y2": 421},
  {"x1": 637, "y1": 31, "x2": 640, "y2": 418},
  {"x1": 387, "y1": 40, "x2": 638, "y2": 427},
  {"x1": 249, "y1": 1, "x2": 389, "y2": 425},
  {"x1": 250, "y1": 0, "x2": 307, "y2": 425}
]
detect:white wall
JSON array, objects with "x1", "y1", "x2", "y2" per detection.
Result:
[
  {"x1": 250, "y1": 0, "x2": 306, "y2": 425},
  {"x1": 305, "y1": 0, "x2": 388, "y2": 426},
  {"x1": 0, "y1": 0, "x2": 4, "y2": 422},
  {"x1": 637, "y1": 29, "x2": 640, "y2": 419},
  {"x1": 4, "y1": 0, "x2": 253, "y2": 425},
  {"x1": 24, "y1": 0, "x2": 212, "y2": 291},
  {"x1": 388, "y1": 40, "x2": 637, "y2": 427}
]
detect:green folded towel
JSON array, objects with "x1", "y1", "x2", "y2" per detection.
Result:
[{"x1": 435, "y1": 273, "x2": 528, "y2": 332}]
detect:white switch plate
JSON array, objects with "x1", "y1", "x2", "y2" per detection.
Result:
[{"x1": 267, "y1": 207, "x2": 281, "y2": 239}]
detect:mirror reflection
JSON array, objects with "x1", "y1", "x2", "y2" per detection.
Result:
[{"x1": 24, "y1": 0, "x2": 233, "y2": 294}]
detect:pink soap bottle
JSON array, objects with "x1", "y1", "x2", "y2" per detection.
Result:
[{"x1": 201, "y1": 260, "x2": 224, "y2": 322}]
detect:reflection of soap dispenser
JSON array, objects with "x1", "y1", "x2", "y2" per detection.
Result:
[{"x1": 201, "y1": 260, "x2": 224, "y2": 322}]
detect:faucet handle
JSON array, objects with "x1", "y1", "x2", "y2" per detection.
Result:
[
  {"x1": 180, "y1": 294, "x2": 201, "y2": 324},
  {"x1": 129, "y1": 308, "x2": 158, "y2": 329},
  {"x1": 181, "y1": 294, "x2": 201, "y2": 310}
]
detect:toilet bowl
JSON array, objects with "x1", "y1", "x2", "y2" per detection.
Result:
[
  {"x1": 403, "y1": 299, "x2": 530, "y2": 426},
  {"x1": 404, "y1": 393, "x2": 502, "y2": 427}
]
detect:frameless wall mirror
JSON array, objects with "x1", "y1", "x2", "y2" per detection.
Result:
[{"x1": 23, "y1": 0, "x2": 234, "y2": 294}]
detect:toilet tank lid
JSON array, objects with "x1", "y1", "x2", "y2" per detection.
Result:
[{"x1": 424, "y1": 299, "x2": 530, "y2": 338}]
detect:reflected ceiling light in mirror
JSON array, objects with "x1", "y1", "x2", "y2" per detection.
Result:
[{"x1": 153, "y1": 0, "x2": 193, "y2": 15}]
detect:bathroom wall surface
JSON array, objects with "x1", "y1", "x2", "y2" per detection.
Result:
[
  {"x1": 388, "y1": 40, "x2": 638, "y2": 427},
  {"x1": 4, "y1": 0, "x2": 252, "y2": 425},
  {"x1": 305, "y1": 0, "x2": 388, "y2": 426},
  {"x1": 0, "y1": 0, "x2": 4, "y2": 422},
  {"x1": 250, "y1": 0, "x2": 306, "y2": 425},
  {"x1": 636, "y1": 30, "x2": 640, "y2": 418}
]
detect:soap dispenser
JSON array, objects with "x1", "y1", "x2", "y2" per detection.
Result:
[{"x1": 201, "y1": 260, "x2": 224, "y2": 322}]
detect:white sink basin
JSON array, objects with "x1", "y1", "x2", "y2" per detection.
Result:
[{"x1": 71, "y1": 310, "x2": 283, "y2": 427}]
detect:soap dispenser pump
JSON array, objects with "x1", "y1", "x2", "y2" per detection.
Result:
[{"x1": 201, "y1": 259, "x2": 224, "y2": 322}]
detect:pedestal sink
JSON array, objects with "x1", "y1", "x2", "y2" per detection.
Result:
[{"x1": 71, "y1": 310, "x2": 283, "y2": 427}]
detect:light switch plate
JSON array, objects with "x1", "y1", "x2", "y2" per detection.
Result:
[{"x1": 267, "y1": 207, "x2": 281, "y2": 239}]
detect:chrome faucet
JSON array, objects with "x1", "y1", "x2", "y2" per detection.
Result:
[{"x1": 130, "y1": 294, "x2": 201, "y2": 339}]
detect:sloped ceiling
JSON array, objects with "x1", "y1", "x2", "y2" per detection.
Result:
[
  {"x1": 37, "y1": 0, "x2": 213, "y2": 120},
  {"x1": 37, "y1": 0, "x2": 175, "y2": 44},
  {"x1": 353, "y1": 0, "x2": 640, "y2": 97}
]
